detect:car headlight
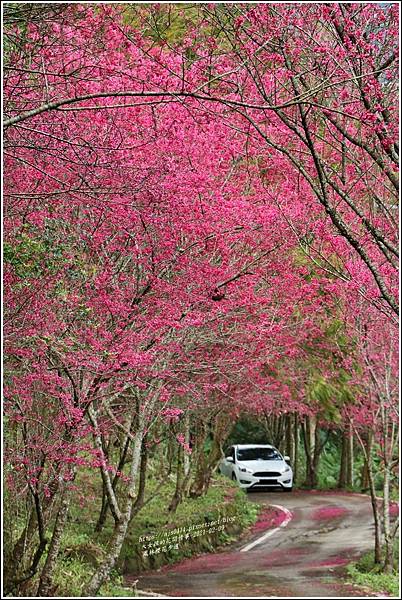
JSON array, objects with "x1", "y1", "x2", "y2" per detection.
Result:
[
  {"x1": 239, "y1": 467, "x2": 253, "y2": 474},
  {"x1": 282, "y1": 466, "x2": 291, "y2": 473}
]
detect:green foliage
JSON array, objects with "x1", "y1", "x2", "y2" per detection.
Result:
[
  {"x1": 100, "y1": 575, "x2": 134, "y2": 597},
  {"x1": 347, "y1": 566, "x2": 399, "y2": 597},
  {"x1": 121, "y1": 3, "x2": 245, "y2": 57},
  {"x1": 118, "y1": 475, "x2": 258, "y2": 566},
  {"x1": 306, "y1": 371, "x2": 354, "y2": 423},
  {"x1": 296, "y1": 430, "x2": 366, "y2": 491},
  {"x1": 4, "y1": 224, "x2": 68, "y2": 279},
  {"x1": 52, "y1": 556, "x2": 94, "y2": 597},
  {"x1": 46, "y1": 471, "x2": 258, "y2": 596},
  {"x1": 346, "y1": 542, "x2": 399, "y2": 597},
  {"x1": 51, "y1": 553, "x2": 131, "y2": 597},
  {"x1": 122, "y1": 4, "x2": 201, "y2": 45},
  {"x1": 317, "y1": 441, "x2": 340, "y2": 489},
  {"x1": 226, "y1": 415, "x2": 269, "y2": 446},
  {"x1": 295, "y1": 312, "x2": 361, "y2": 424}
]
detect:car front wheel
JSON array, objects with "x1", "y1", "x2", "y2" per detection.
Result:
[{"x1": 283, "y1": 486, "x2": 293, "y2": 492}]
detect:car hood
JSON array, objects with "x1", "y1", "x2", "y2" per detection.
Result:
[{"x1": 237, "y1": 460, "x2": 288, "y2": 472}]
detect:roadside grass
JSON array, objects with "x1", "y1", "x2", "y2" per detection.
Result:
[
  {"x1": 346, "y1": 542, "x2": 399, "y2": 598},
  {"x1": 49, "y1": 472, "x2": 259, "y2": 596}
]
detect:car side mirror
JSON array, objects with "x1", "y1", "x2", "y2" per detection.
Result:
[
  {"x1": 284, "y1": 455, "x2": 291, "y2": 463},
  {"x1": 226, "y1": 456, "x2": 234, "y2": 463}
]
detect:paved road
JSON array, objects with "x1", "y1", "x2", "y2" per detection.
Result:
[{"x1": 132, "y1": 490, "x2": 377, "y2": 597}]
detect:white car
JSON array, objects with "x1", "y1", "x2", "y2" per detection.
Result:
[{"x1": 219, "y1": 444, "x2": 293, "y2": 492}]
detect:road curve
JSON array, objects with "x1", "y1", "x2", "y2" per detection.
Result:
[{"x1": 131, "y1": 491, "x2": 377, "y2": 597}]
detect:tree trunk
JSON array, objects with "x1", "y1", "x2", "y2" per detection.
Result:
[
  {"x1": 168, "y1": 446, "x2": 183, "y2": 513},
  {"x1": 346, "y1": 422, "x2": 354, "y2": 488},
  {"x1": 285, "y1": 413, "x2": 295, "y2": 465},
  {"x1": 167, "y1": 434, "x2": 175, "y2": 475},
  {"x1": 302, "y1": 415, "x2": 318, "y2": 488},
  {"x1": 4, "y1": 470, "x2": 61, "y2": 595},
  {"x1": 382, "y1": 463, "x2": 393, "y2": 572},
  {"x1": 84, "y1": 423, "x2": 144, "y2": 596},
  {"x1": 5, "y1": 507, "x2": 36, "y2": 578},
  {"x1": 95, "y1": 431, "x2": 131, "y2": 532},
  {"x1": 190, "y1": 409, "x2": 231, "y2": 498},
  {"x1": 338, "y1": 424, "x2": 353, "y2": 489},
  {"x1": 190, "y1": 419, "x2": 208, "y2": 498},
  {"x1": 382, "y1": 418, "x2": 396, "y2": 573},
  {"x1": 96, "y1": 485, "x2": 109, "y2": 534},
  {"x1": 360, "y1": 431, "x2": 372, "y2": 491},
  {"x1": 3, "y1": 508, "x2": 36, "y2": 595},
  {"x1": 132, "y1": 433, "x2": 148, "y2": 516},
  {"x1": 183, "y1": 412, "x2": 191, "y2": 479},
  {"x1": 368, "y1": 457, "x2": 382, "y2": 564},
  {"x1": 264, "y1": 412, "x2": 286, "y2": 450},
  {"x1": 88, "y1": 405, "x2": 121, "y2": 525},
  {"x1": 355, "y1": 427, "x2": 382, "y2": 564},
  {"x1": 182, "y1": 413, "x2": 192, "y2": 497},
  {"x1": 37, "y1": 481, "x2": 72, "y2": 596},
  {"x1": 338, "y1": 428, "x2": 348, "y2": 488},
  {"x1": 293, "y1": 413, "x2": 299, "y2": 484},
  {"x1": 312, "y1": 424, "x2": 321, "y2": 483}
]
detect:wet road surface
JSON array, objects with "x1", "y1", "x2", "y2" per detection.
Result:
[{"x1": 130, "y1": 490, "x2": 379, "y2": 597}]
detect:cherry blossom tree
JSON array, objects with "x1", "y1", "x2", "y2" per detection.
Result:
[{"x1": 3, "y1": 2, "x2": 398, "y2": 594}]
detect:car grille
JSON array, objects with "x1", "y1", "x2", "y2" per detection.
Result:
[
  {"x1": 253, "y1": 471, "x2": 282, "y2": 477},
  {"x1": 253, "y1": 480, "x2": 280, "y2": 487}
]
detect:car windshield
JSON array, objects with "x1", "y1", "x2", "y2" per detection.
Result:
[{"x1": 236, "y1": 447, "x2": 282, "y2": 461}]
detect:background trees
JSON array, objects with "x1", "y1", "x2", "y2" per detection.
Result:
[{"x1": 3, "y1": 2, "x2": 398, "y2": 596}]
